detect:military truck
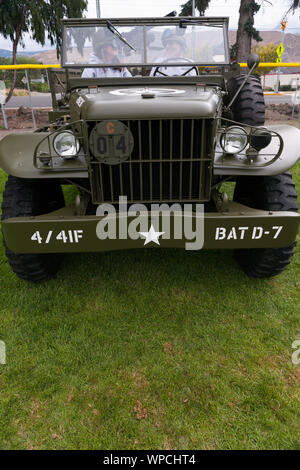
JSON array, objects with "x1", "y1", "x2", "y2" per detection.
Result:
[{"x1": 0, "y1": 16, "x2": 299, "y2": 281}]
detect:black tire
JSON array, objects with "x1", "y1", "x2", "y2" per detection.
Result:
[
  {"x1": 1, "y1": 176, "x2": 65, "y2": 282},
  {"x1": 233, "y1": 172, "x2": 298, "y2": 278},
  {"x1": 226, "y1": 73, "x2": 265, "y2": 125}
]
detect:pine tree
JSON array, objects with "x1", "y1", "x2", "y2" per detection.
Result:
[{"x1": 179, "y1": 0, "x2": 211, "y2": 16}]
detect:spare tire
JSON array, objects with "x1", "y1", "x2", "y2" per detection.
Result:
[{"x1": 226, "y1": 73, "x2": 265, "y2": 126}]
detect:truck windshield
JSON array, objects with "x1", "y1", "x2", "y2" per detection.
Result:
[{"x1": 63, "y1": 21, "x2": 228, "y2": 68}]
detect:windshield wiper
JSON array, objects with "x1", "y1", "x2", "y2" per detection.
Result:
[{"x1": 106, "y1": 20, "x2": 136, "y2": 52}]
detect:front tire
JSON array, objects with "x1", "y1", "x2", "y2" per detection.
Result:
[
  {"x1": 233, "y1": 172, "x2": 298, "y2": 278},
  {"x1": 1, "y1": 176, "x2": 65, "y2": 282}
]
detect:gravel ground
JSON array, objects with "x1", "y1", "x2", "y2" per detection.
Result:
[
  {"x1": 266, "y1": 103, "x2": 300, "y2": 122},
  {"x1": 0, "y1": 108, "x2": 49, "y2": 132}
]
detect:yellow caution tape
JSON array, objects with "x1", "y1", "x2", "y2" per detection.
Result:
[
  {"x1": 0, "y1": 63, "x2": 299, "y2": 70},
  {"x1": 0, "y1": 64, "x2": 61, "y2": 70}
]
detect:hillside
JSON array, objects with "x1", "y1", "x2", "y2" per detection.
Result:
[
  {"x1": 32, "y1": 49, "x2": 58, "y2": 64},
  {"x1": 0, "y1": 49, "x2": 13, "y2": 58},
  {"x1": 0, "y1": 48, "x2": 52, "y2": 59}
]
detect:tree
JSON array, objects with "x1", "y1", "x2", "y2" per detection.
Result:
[
  {"x1": 179, "y1": 0, "x2": 299, "y2": 65},
  {"x1": 251, "y1": 43, "x2": 277, "y2": 88},
  {"x1": 234, "y1": 0, "x2": 300, "y2": 63},
  {"x1": 179, "y1": 0, "x2": 211, "y2": 16},
  {"x1": 180, "y1": 0, "x2": 263, "y2": 63},
  {"x1": 235, "y1": 0, "x2": 262, "y2": 62},
  {"x1": 0, "y1": 0, "x2": 87, "y2": 103},
  {"x1": 285, "y1": 0, "x2": 300, "y2": 14}
]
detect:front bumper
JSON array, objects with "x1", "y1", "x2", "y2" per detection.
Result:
[{"x1": 2, "y1": 202, "x2": 299, "y2": 254}]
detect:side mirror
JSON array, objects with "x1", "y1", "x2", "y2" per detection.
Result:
[{"x1": 247, "y1": 53, "x2": 260, "y2": 70}]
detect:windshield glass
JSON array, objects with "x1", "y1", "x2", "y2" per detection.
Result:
[{"x1": 63, "y1": 21, "x2": 228, "y2": 68}]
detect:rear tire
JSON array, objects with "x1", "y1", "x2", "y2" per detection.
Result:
[
  {"x1": 233, "y1": 172, "x2": 298, "y2": 278},
  {"x1": 1, "y1": 176, "x2": 65, "y2": 282}
]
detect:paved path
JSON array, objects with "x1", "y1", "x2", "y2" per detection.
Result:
[
  {"x1": 264, "y1": 93, "x2": 295, "y2": 105},
  {"x1": 5, "y1": 94, "x2": 52, "y2": 109}
]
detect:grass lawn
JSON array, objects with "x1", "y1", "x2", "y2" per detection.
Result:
[{"x1": 0, "y1": 132, "x2": 299, "y2": 450}]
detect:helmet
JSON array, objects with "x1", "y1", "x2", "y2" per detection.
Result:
[
  {"x1": 162, "y1": 31, "x2": 187, "y2": 51},
  {"x1": 93, "y1": 29, "x2": 119, "y2": 51},
  {"x1": 103, "y1": 38, "x2": 119, "y2": 49}
]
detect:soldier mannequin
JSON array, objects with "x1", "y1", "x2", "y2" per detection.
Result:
[
  {"x1": 82, "y1": 30, "x2": 132, "y2": 78},
  {"x1": 150, "y1": 33, "x2": 198, "y2": 77}
]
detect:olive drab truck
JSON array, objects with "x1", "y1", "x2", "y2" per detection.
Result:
[{"x1": 0, "y1": 16, "x2": 299, "y2": 281}]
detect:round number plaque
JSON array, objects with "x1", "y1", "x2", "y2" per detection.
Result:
[{"x1": 89, "y1": 120, "x2": 134, "y2": 165}]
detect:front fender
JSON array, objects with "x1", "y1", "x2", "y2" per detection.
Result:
[
  {"x1": 0, "y1": 133, "x2": 88, "y2": 179},
  {"x1": 214, "y1": 124, "x2": 300, "y2": 176}
]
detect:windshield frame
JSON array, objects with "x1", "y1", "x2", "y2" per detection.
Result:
[{"x1": 61, "y1": 16, "x2": 230, "y2": 68}]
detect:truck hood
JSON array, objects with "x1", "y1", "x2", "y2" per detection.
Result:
[{"x1": 78, "y1": 85, "x2": 221, "y2": 120}]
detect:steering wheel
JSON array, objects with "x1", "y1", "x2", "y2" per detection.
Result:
[{"x1": 153, "y1": 57, "x2": 199, "y2": 77}]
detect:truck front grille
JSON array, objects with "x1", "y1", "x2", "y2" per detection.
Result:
[{"x1": 89, "y1": 119, "x2": 214, "y2": 204}]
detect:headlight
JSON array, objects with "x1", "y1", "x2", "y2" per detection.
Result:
[
  {"x1": 250, "y1": 128, "x2": 272, "y2": 151},
  {"x1": 53, "y1": 131, "x2": 80, "y2": 158},
  {"x1": 220, "y1": 126, "x2": 248, "y2": 154}
]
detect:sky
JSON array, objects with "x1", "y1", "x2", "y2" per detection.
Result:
[{"x1": 0, "y1": 0, "x2": 299, "y2": 52}]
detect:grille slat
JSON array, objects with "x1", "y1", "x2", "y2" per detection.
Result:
[
  {"x1": 149, "y1": 120, "x2": 153, "y2": 201},
  {"x1": 109, "y1": 166, "x2": 114, "y2": 203},
  {"x1": 169, "y1": 120, "x2": 173, "y2": 200},
  {"x1": 138, "y1": 120, "x2": 143, "y2": 200},
  {"x1": 99, "y1": 164, "x2": 104, "y2": 201},
  {"x1": 179, "y1": 119, "x2": 184, "y2": 200},
  {"x1": 119, "y1": 163, "x2": 123, "y2": 196},
  {"x1": 159, "y1": 120, "x2": 163, "y2": 201},
  {"x1": 189, "y1": 119, "x2": 194, "y2": 199},
  {"x1": 128, "y1": 120, "x2": 134, "y2": 201},
  {"x1": 89, "y1": 118, "x2": 213, "y2": 204},
  {"x1": 199, "y1": 119, "x2": 206, "y2": 200}
]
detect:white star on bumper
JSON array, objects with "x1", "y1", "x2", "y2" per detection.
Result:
[{"x1": 139, "y1": 224, "x2": 165, "y2": 245}]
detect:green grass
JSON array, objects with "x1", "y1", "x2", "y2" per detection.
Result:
[{"x1": 0, "y1": 159, "x2": 299, "y2": 450}]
